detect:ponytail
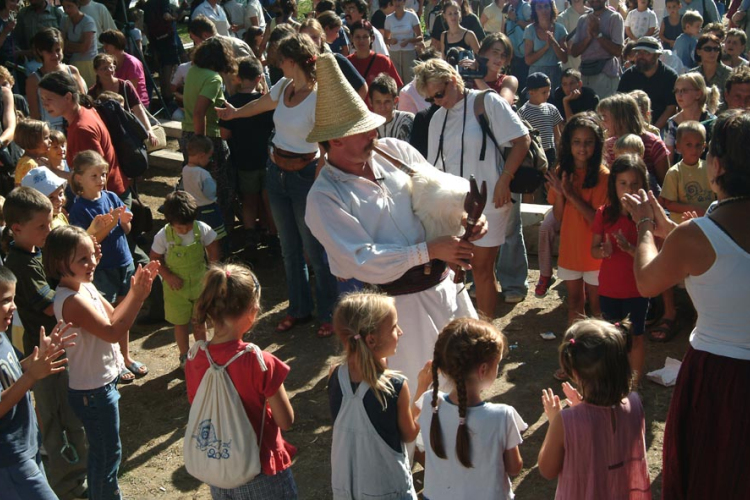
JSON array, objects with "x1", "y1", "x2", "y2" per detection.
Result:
[
  {"x1": 705, "y1": 84, "x2": 720, "y2": 115},
  {"x1": 429, "y1": 358, "x2": 446, "y2": 460},
  {"x1": 454, "y1": 372, "x2": 472, "y2": 467}
]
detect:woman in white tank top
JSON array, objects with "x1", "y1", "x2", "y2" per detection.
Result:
[{"x1": 623, "y1": 109, "x2": 750, "y2": 500}]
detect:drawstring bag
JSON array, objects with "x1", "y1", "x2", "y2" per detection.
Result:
[{"x1": 183, "y1": 341, "x2": 268, "y2": 489}]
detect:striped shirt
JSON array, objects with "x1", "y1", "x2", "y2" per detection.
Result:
[{"x1": 518, "y1": 102, "x2": 563, "y2": 151}]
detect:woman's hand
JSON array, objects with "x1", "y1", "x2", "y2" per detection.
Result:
[
  {"x1": 215, "y1": 101, "x2": 237, "y2": 121},
  {"x1": 147, "y1": 130, "x2": 159, "y2": 146},
  {"x1": 622, "y1": 189, "x2": 676, "y2": 239},
  {"x1": 542, "y1": 388, "x2": 563, "y2": 421}
]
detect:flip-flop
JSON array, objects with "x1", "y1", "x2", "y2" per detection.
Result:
[
  {"x1": 317, "y1": 322, "x2": 334, "y2": 338},
  {"x1": 126, "y1": 361, "x2": 149, "y2": 377},
  {"x1": 648, "y1": 317, "x2": 679, "y2": 343},
  {"x1": 118, "y1": 368, "x2": 135, "y2": 384},
  {"x1": 275, "y1": 314, "x2": 313, "y2": 333}
]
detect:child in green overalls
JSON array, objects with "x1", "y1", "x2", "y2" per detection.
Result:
[{"x1": 150, "y1": 191, "x2": 221, "y2": 369}]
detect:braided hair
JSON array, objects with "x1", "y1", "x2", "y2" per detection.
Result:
[{"x1": 429, "y1": 318, "x2": 506, "y2": 468}]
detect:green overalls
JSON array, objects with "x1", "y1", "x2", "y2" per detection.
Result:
[{"x1": 163, "y1": 222, "x2": 207, "y2": 326}]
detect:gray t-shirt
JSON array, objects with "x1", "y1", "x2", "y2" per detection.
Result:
[
  {"x1": 62, "y1": 13, "x2": 98, "y2": 62},
  {"x1": 572, "y1": 8, "x2": 624, "y2": 77}
]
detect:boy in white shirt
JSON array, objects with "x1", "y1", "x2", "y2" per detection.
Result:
[
  {"x1": 149, "y1": 191, "x2": 220, "y2": 369},
  {"x1": 181, "y1": 135, "x2": 227, "y2": 257}
]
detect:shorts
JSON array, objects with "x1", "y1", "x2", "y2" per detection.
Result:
[
  {"x1": 238, "y1": 169, "x2": 266, "y2": 196},
  {"x1": 474, "y1": 204, "x2": 512, "y2": 248},
  {"x1": 557, "y1": 266, "x2": 599, "y2": 286},
  {"x1": 94, "y1": 261, "x2": 136, "y2": 304},
  {"x1": 600, "y1": 296, "x2": 650, "y2": 336},
  {"x1": 164, "y1": 269, "x2": 206, "y2": 325},
  {"x1": 197, "y1": 203, "x2": 227, "y2": 241}
]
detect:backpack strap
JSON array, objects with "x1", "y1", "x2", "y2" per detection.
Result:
[{"x1": 473, "y1": 89, "x2": 502, "y2": 162}]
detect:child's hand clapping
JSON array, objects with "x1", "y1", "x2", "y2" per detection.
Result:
[
  {"x1": 41, "y1": 320, "x2": 77, "y2": 356},
  {"x1": 612, "y1": 230, "x2": 634, "y2": 257},
  {"x1": 416, "y1": 360, "x2": 433, "y2": 396},
  {"x1": 600, "y1": 233, "x2": 613, "y2": 259},
  {"x1": 28, "y1": 322, "x2": 76, "y2": 381},
  {"x1": 561, "y1": 382, "x2": 583, "y2": 407},
  {"x1": 542, "y1": 388, "x2": 563, "y2": 421},
  {"x1": 130, "y1": 261, "x2": 160, "y2": 301},
  {"x1": 545, "y1": 170, "x2": 564, "y2": 196},
  {"x1": 89, "y1": 213, "x2": 115, "y2": 235}
]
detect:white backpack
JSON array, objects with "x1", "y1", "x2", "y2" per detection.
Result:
[{"x1": 183, "y1": 340, "x2": 268, "y2": 489}]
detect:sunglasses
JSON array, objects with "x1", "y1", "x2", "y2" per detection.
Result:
[
  {"x1": 425, "y1": 83, "x2": 448, "y2": 104},
  {"x1": 700, "y1": 46, "x2": 721, "y2": 52}
]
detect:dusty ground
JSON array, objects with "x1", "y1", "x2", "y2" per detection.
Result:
[{"x1": 115, "y1": 160, "x2": 693, "y2": 499}]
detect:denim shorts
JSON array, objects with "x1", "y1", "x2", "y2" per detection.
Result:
[{"x1": 93, "y1": 261, "x2": 135, "y2": 304}]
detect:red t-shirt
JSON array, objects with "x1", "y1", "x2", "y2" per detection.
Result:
[
  {"x1": 66, "y1": 106, "x2": 128, "y2": 195},
  {"x1": 185, "y1": 340, "x2": 297, "y2": 476},
  {"x1": 347, "y1": 51, "x2": 404, "y2": 88},
  {"x1": 605, "y1": 132, "x2": 668, "y2": 180},
  {"x1": 591, "y1": 206, "x2": 641, "y2": 299}
]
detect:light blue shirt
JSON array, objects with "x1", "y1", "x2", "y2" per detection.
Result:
[
  {"x1": 505, "y1": 1, "x2": 533, "y2": 58},
  {"x1": 523, "y1": 22, "x2": 568, "y2": 68},
  {"x1": 674, "y1": 33, "x2": 697, "y2": 69},
  {"x1": 679, "y1": 0, "x2": 719, "y2": 22}
]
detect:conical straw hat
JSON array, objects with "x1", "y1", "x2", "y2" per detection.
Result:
[{"x1": 306, "y1": 52, "x2": 385, "y2": 143}]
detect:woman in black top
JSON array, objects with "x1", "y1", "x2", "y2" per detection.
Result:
[{"x1": 440, "y1": 0, "x2": 480, "y2": 59}]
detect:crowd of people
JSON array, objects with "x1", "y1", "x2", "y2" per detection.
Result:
[{"x1": 0, "y1": 0, "x2": 749, "y2": 499}]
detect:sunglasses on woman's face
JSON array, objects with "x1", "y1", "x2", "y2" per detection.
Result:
[
  {"x1": 700, "y1": 46, "x2": 721, "y2": 52},
  {"x1": 425, "y1": 83, "x2": 448, "y2": 104}
]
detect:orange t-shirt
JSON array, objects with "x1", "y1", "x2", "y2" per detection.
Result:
[{"x1": 547, "y1": 165, "x2": 610, "y2": 272}]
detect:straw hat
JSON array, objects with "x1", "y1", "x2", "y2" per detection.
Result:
[{"x1": 306, "y1": 53, "x2": 385, "y2": 143}]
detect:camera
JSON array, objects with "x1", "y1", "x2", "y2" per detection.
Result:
[{"x1": 446, "y1": 49, "x2": 489, "y2": 80}]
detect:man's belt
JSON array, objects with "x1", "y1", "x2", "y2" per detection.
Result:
[{"x1": 372, "y1": 260, "x2": 449, "y2": 297}]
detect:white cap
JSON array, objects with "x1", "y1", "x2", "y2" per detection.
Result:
[{"x1": 21, "y1": 167, "x2": 66, "y2": 197}]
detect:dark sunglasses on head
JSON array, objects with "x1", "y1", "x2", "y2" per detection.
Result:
[{"x1": 701, "y1": 46, "x2": 721, "y2": 52}]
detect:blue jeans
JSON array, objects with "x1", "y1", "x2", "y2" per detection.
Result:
[
  {"x1": 266, "y1": 159, "x2": 339, "y2": 322},
  {"x1": 0, "y1": 453, "x2": 58, "y2": 500},
  {"x1": 68, "y1": 380, "x2": 122, "y2": 500},
  {"x1": 496, "y1": 194, "x2": 529, "y2": 295}
]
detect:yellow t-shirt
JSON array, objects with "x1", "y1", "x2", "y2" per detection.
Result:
[
  {"x1": 51, "y1": 212, "x2": 69, "y2": 229},
  {"x1": 661, "y1": 160, "x2": 716, "y2": 223},
  {"x1": 14, "y1": 156, "x2": 39, "y2": 186}
]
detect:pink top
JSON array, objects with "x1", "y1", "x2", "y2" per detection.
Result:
[
  {"x1": 115, "y1": 52, "x2": 150, "y2": 108},
  {"x1": 557, "y1": 392, "x2": 651, "y2": 500}
]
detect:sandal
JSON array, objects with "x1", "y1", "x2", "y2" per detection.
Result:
[
  {"x1": 126, "y1": 361, "x2": 149, "y2": 377},
  {"x1": 648, "y1": 317, "x2": 679, "y2": 343},
  {"x1": 118, "y1": 368, "x2": 135, "y2": 384},
  {"x1": 275, "y1": 314, "x2": 313, "y2": 333},
  {"x1": 317, "y1": 322, "x2": 334, "y2": 338},
  {"x1": 553, "y1": 368, "x2": 569, "y2": 381}
]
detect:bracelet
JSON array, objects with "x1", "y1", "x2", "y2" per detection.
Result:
[
  {"x1": 636, "y1": 217, "x2": 655, "y2": 231},
  {"x1": 501, "y1": 170, "x2": 515, "y2": 180}
]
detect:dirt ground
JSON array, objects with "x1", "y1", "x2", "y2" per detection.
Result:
[{"x1": 115, "y1": 160, "x2": 693, "y2": 499}]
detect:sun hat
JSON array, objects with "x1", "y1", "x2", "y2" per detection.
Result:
[
  {"x1": 521, "y1": 72, "x2": 551, "y2": 94},
  {"x1": 306, "y1": 53, "x2": 385, "y2": 143},
  {"x1": 21, "y1": 167, "x2": 66, "y2": 197},
  {"x1": 633, "y1": 36, "x2": 663, "y2": 54}
]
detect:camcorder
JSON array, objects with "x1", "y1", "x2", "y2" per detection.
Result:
[{"x1": 446, "y1": 48, "x2": 489, "y2": 80}]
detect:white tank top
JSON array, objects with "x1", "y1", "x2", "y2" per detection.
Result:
[
  {"x1": 686, "y1": 217, "x2": 750, "y2": 360},
  {"x1": 54, "y1": 283, "x2": 124, "y2": 390},
  {"x1": 269, "y1": 78, "x2": 320, "y2": 156}
]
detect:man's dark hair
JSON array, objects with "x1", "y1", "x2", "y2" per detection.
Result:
[
  {"x1": 188, "y1": 14, "x2": 217, "y2": 37},
  {"x1": 726, "y1": 65, "x2": 750, "y2": 94},
  {"x1": 315, "y1": 0, "x2": 335, "y2": 13},
  {"x1": 343, "y1": 0, "x2": 369, "y2": 18}
]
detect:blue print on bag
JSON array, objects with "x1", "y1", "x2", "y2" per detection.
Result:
[{"x1": 193, "y1": 419, "x2": 232, "y2": 460}]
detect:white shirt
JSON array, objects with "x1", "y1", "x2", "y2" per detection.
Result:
[
  {"x1": 371, "y1": 26, "x2": 390, "y2": 57},
  {"x1": 80, "y1": 1, "x2": 115, "y2": 49},
  {"x1": 269, "y1": 78, "x2": 319, "y2": 155},
  {"x1": 385, "y1": 10, "x2": 420, "y2": 52},
  {"x1": 427, "y1": 90, "x2": 527, "y2": 214},
  {"x1": 418, "y1": 392, "x2": 528, "y2": 500},
  {"x1": 151, "y1": 221, "x2": 217, "y2": 255},
  {"x1": 192, "y1": 0, "x2": 230, "y2": 36},
  {"x1": 244, "y1": 0, "x2": 266, "y2": 32},
  {"x1": 182, "y1": 164, "x2": 217, "y2": 206},
  {"x1": 171, "y1": 61, "x2": 192, "y2": 88},
  {"x1": 624, "y1": 8, "x2": 658, "y2": 39},
  {"x1": 221, "y1": 0, "x2": 245, "y2": 37}
]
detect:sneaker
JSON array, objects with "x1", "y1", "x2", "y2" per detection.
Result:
[
  {"x1": 504, "y1": 292, "x2": 525, "y2": 304},
  {"x1": 535, "y1": 275, "x2": 555, "y2": 298}
]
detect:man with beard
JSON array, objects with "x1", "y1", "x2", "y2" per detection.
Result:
[
  {"x1": 618, "y1": 36, "x2": 678, "y2": 130},
  {"x1": 570, "y1": 0, "x2": 624, "y2": 99},
  {"x1": 305, "y1": 53, "x2": 484, "y2": 392},
  {"x1": 343, "y1": 0, "x2": 390, "y2": 56}
]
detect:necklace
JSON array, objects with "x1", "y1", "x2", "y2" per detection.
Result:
[{"x1": 707, "y1": 195, "x2": 750, "y2": 214}]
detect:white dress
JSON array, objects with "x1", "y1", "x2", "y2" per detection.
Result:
[{"x1": 305, "y1": 138, "x2": 477, "y2": 389}]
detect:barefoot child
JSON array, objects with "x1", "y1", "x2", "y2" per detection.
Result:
[
  {"x1": 43, "y1": 225, "x2": 159, "y2": 500},
  {"x1": 591, "y1": 155, "x2": 650, "y2": 383},
  {"x1": 0, "y1": 266, "x2": 76, "y2": 500},
  {"x1": 149, "y1": 191, "x2": 220, "y2": 369},
  {"x1": 329, "y1": 292, "x2": 427, "y2": 499},
  {"x1": 538, "y1": 319, "x2": 651, "y2": 499},
  {"x1": 419, "y1": 318, "x2": 526, "y2": 500},
  {"x1": 185, "y1": 263, "x2": 298, "y2": 498}
]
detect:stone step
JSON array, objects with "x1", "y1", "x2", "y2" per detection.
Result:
[
  {"x1": 148, "y1": 149, "x2": 183, "y2": 170},
  {"x1": 159, "y1": 120, "x2": 183, "y2": 139}
]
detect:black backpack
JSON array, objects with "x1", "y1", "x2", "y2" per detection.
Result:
[
  {"x1": 94, "y1": 100, "x2": 149, "y2": 179},
  {"x1": 473, "y1": 89, "x2": 549, "y2": 194}
]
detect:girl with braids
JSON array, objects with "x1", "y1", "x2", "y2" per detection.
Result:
[
  {"x1": 185, "y1": 263, "x2": 298, "y2": 499},
  {"x1": 418, "y1": 318, "x2": 526, "y2": 500},
  {"x1": 545, "y1": 113, "x2": 609, "y2": 348},
  {"x1": 538, "y1": 319, "x2": 651, "y2": 499},
  {"x1": 328, "y1": 292, "x2": 427, "y2": 499}
]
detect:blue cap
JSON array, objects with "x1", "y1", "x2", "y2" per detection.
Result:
[{"x1": 522, "y1": 72, "x2": 551, "y2": 94}]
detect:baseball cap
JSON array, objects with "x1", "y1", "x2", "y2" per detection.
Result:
[
  {"x1": 21, "y1": 167, "x2": 66, "y2": 197},
  {"x1": 633, "y1": 36, "x2": 663, "y2": 54},
  {"x1": 522, "y1": 72, "x2": 552, "y2": 94}
]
